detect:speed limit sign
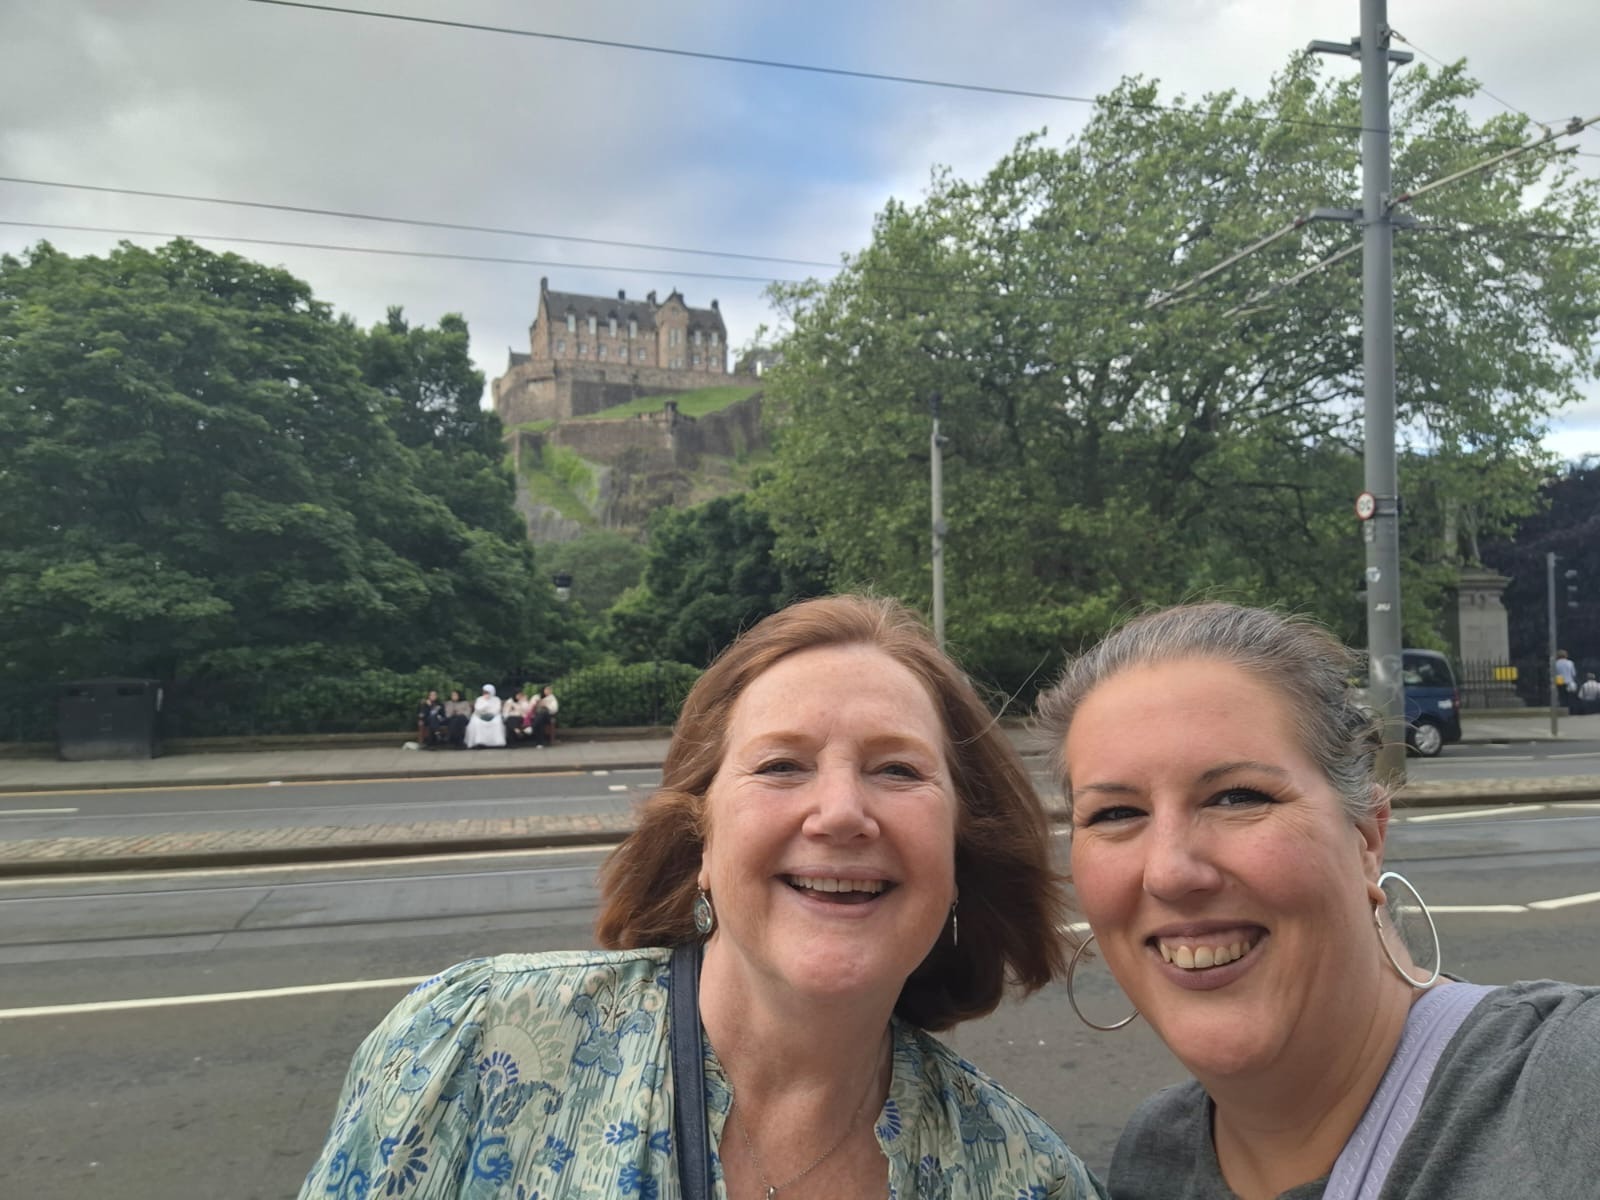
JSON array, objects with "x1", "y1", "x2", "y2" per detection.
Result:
[{"x1": 1354, "y1": 491, "x2": 1377, "y2": 521}]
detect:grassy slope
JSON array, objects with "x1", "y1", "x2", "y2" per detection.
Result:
[{"x1": 573, "y1": 384, "x2": 758, "y2": 421}]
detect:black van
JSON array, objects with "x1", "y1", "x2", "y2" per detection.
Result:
[
  {"x1": 1399, "y1": 649, "x2": 1462, "y2": 757},
  {"x1": 1352, "y1": 649, "x2": 1463, "y2": 758}
]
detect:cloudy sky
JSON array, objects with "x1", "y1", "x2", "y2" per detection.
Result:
[{"x1": 4, "y1": 0, "x2": 1597, "y2": 457}]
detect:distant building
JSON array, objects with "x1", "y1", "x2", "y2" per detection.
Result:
[{"x1": 493, "y1": 278, "x2": 744, "y2": 427}]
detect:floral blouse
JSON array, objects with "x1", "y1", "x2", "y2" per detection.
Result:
[{"x1": 299, "y1": 947, "x2": 1106, "y2": 1200}]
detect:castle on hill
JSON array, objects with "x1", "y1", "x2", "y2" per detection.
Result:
[{"x1": 492, "y1": 277, "x2": 751, "y2": 427}]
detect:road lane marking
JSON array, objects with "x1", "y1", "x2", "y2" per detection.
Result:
[
  {"x1": 1548, "y1": 751, "x2": 1600, "y2": 759},
  {"x1": 1528, "y1": 890, "x2": 1600, "y2": 911},
  {"x1": 607, "y1": 785, "x2": 629, "y2": 792},
  {"x1": 0, "y1": 770, "x2": 588, "y2": 799},
  {"x1": 1404, "y1": 804, "x2": 1548, "y2": 823},
  {"x1": 0, "y1": 807, "x2": 79, "y2": 817},
  {"x1": 12, "y1": 793, "x2": 623, "y2": 823},
  {"x1": 0, "y1": 975, "x2": 429, "y2": 1020},
  {"x1": 0, "y1": 843, "x2": 616, "y2": 889}
]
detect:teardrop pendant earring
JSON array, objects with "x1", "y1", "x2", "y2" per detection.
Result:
[{"x1": 692, "y1": 888, "x2": 716, "y2": 936}]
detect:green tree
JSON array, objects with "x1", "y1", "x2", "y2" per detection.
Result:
[
  {"x1": 758, "y1": 59, "x2": 1599, "y2": 688},
  {"x1": 0, "y1": 239, "x2": 579, "y2": 691},
  {"x1": 543, "y1": 530, "x2": 648, "y2": 620},
  {"x1": 606, "y1": 493, "x2": 828, "y2": 666},
  {"x1": 1482, "y1": 457, "x2": 1600, "y2": 670}
]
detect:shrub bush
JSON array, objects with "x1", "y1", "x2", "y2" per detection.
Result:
[{"x1": 551, "y1": 660, "x2": 701, "y2": 727}]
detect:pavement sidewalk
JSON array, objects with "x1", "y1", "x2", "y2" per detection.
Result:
[
  {"x1": 2, "y1": 715, "x2": 1599, "y2": 877},
  {"x1": 0, "y1": 735, "x2": 675, "y2": 795}
]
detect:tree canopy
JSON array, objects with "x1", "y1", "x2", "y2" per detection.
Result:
[
  {"x1": 0, "y1": 239, "x2": 580, "y2": 692},
  {"x1": 606, "y1": 493, "x2": 828, "y2": 667},
  {"x1": 757, "y1": 58, "x2": 1600, "y2": 688},
  {"x1": 1483, "y1": 457, "x2": 1600, "y2": 671}
]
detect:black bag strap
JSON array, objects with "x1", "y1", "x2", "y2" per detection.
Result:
[{"x1": 670, "y1": 941, "x2": 712, "y2": 1200}]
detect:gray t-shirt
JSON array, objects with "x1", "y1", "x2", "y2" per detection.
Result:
[{"x1": 1107, "y1": 980, "x2": 1600, "y2": 1200}]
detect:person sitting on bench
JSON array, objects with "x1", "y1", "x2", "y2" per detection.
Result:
[
  {"x1": 463, "y1": 684, "x2": 506, "y2": 749},
  {"x1": 528, "y1": 685, "x2": 559, "y2": 746}
]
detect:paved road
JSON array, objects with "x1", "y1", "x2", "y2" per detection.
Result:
[
  {"x1": 0, "y1": 769, "x2": 660, "y2": 842},
  {"x1": 4, "y1": 741, "x2": 1600, "y2": 845},
  {"x1": 3, "y1": 806, "x2": 1598, "y2": 1199}
]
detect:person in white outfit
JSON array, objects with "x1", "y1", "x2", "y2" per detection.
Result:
[{"x1": 463, "y1": 684, "x2": 506, "y2": 749}]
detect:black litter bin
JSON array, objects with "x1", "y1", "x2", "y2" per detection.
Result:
[{"x1": 57, "y1": 678, "x2": 163, "y2": 761}]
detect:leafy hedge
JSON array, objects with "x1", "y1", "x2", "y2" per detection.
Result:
[
  {"x1": 1, "y1": 660, "x2": 704, "y2": 743},
  {"x1": 550, "y1": 661, "x2": 702, "y2": 727}
]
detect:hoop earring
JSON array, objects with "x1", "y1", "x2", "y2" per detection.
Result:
[
  {"x1": 1065, "y1": 932, "x2": 1139, "y2": 1032},
  {"x1": 1374, "y1": 870, "x2": 1441, "y2": 989},
  {"x1": 692, "y1": 888, "x2": 716, "y2": 936}
]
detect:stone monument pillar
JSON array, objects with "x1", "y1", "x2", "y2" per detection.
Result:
[{"x1": 1451, "y1": 566, "x2": 1522, "y2": 708}]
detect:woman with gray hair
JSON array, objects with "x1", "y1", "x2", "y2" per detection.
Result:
[{"x1": 1037, "y1": 602, "x2": 1599, "y2": 1200}]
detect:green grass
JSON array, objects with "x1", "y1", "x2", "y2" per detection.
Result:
[
  {"x1": 574, "y1": 385, "x2": 758, "y2": 421},
  {"x1": 519, "y1": 444, "x2": 599, "y2": 527},
  {"x1": 511, "y1": 418, "x2": 555, "y2": 434}
]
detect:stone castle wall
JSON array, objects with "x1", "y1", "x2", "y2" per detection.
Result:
[
  {"x1": 521, "y1": 393, "x2": 765, "y2": 476},
  {"x1": 493, "y1": 361, "x2": 756, "y2": 429}
]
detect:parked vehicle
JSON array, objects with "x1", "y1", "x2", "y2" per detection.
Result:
[{"x1": 1352, "y1": 649, "x2": 1463, "y2": 758}]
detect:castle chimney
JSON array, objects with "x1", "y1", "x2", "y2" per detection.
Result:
[
  {"x1": 617, "y1": 289, "x2": 626, "y2": 300},
  {"x1": 647, "y1": 290, "x2": 657, "y2": 305},
  {"x1": 540, "y1": 276, "x2": 548, "y2": 291},
  {"x1": 711, "y1": 299, "x2": 719, "y2": 310}
]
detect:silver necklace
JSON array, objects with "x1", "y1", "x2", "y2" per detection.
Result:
[{"x1": 728, "y1": 1060, "x2": 883, "y2": 1200}]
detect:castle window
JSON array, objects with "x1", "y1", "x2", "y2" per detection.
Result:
[
  {"x1": 692, "y1": 353, "x2": 702, "y2": 367},
  {"x1": 566, "y1": 312, "x2": 576, "y2": 333},
  {"x1": 598, "y1": 346, "x2": 608, "y2": 360},
  {"x1": 628, "y1": 318, "x2": 637, "y2": 338},
  {"x1": 556, "y1": 338, "x2": 566, "y2": 353},
  {"x1": 636, "y1": 348, "x2": 646, "y2": 362},
  {"x1": 579, "y1": 342, "x2": 588, "y2": 356},
  {"x1": 588, "y1": 315, "x2": 597, "y2": 335},
  {"x1": 609, "y1": 317, "x2": 618, "y2": 337},
  {"x1": 711, "y1": 331, "x2": 720, "y2": 346},
  {"x1": 669, "y1": 328, "x2": 681, "y2": 347},
  {"x1": 692, "y1": 330, "x2": 702, "y2": 346}
]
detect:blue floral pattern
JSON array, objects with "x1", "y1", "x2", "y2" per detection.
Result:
[{"x1": 299, "y1": 948, "x2": 1106, "y2": 1199}]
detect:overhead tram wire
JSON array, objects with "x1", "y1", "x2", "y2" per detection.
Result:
[
  {"x1": 1390, "y1": 31, "x2": 1538, "y2": 123},
  {"x1": 0, "y1": 173, "x2": 1213, "y2": 300},
  {"x1": 1223, "y1": 241, "x2": 1363, "y2": 320},
  {"x1": 0, "y1": 218, "x2": 1171, "y2": 313},
  {"x1": 1149, "y1": 115, "x2": 1599, "y2": 322},
  {"x1": 1389, "y1": 31, "x2": 1600, "y2": 160},
  {"x1": 0, "y1": 175, "x2": 840, "y2": 271},
  {"x1": 241, "y1": 0, "x2": 1382, "y2": 140},
  {"x1": 1145, "y1": 217, "x2": 1314, "y2": 310},
  {"x1": 0, "y1": 220, "x2": 803, "y2": 288}
]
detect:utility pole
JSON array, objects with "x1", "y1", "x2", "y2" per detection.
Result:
[
  {"x1": 1311, "y1": 0, "x2": 1412, "y2": 785},
  {"x1": 1548, "y1": 551, "x2": 1560, "y2": 736},
  {"x1": 929, "y1": 392, "x2": 947, "y2": 651}
]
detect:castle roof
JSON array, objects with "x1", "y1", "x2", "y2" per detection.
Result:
[{"x1": 539, "y1": 282, "x2": 727, "y2": 333}]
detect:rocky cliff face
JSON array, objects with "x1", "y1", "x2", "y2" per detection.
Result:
[{"x1": 511, "y1": 393, "x2": 766, "y2": 543}]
